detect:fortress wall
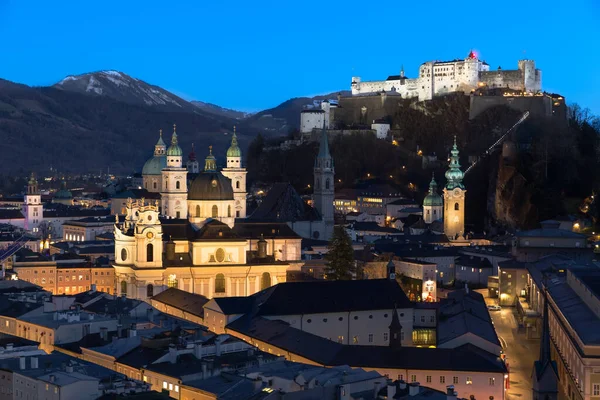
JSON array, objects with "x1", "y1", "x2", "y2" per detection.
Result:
[
  {"x1": 469, "y1": 95, "x2": 553, "y2": 120},
  {"x1": 480, "y1": 70, "x2": 524, "y2": 90}
]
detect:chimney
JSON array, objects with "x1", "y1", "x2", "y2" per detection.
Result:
[
  {"x1": 194, "y1": 343, "x2": 203, "y2": 360},
  {"x1": 387, "y1": 382, "x2": 397, "y2": 399},
  {"x1": 117, "y1": 324, "x2": 123, "y2": 338},
  {"x1": 409, "y1": 382, "x2": 420, "y2": 396},
  {"x1": 201, "y1": 362, "x2": 208, "y2": 377},
  {"x1": 19, "y1": 357, "x2": 26, "y2": 370},
  {"x1": 464, "y1": 283, "x2": 469, "y2": 294},
  {"x1": 253, "y1": 378, "x2": 264, "y2": 391},
  {"x1": 31, "y1": 357, "x2": 38, "y2": 369},
  {"x1": 168, "y1": 344, "x2": 177, "y2": 364},
  {"x1": 90, "y1": 284, "x2": 96, "y2": 292},
  {"x1": 49, "y1": 375, "x2": 55, "y2": 383},
  {"x1": 399, "y1": 380, "x2": 407, "y2": 390},
  {"x1": 373, "y1": 381, "x2": 381, "y2": 397},
  {"x1": 65, "y1": 364, "x2": 73, "y2": 373},
  {"x1": 446, "y1": 385, "x2": 457, "y2": 400},
  {"x1": 100, "y1": 327, "x2": 108, "y2": 341},
  {"x1": 129, "y1": 323, "x2": 137, "y2": 338},
  {"x1": 6, "y1": 343, "x2": 13, "y2": 351}
]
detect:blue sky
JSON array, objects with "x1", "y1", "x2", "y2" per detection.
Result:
[{"x1": 1, "y1": 0, "x2": 599, "y2": 114}]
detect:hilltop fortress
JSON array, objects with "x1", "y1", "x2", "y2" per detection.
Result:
[{"x1": 351, "y1": 51, "x2": 542, "y2": 101}]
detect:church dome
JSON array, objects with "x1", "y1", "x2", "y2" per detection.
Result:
[
  {"x1": 166, "y1": 144, "x2": 182, "y2": 157},
  {"x1": 54, "y1": 188, "x2": 72, "y2": 199},
  {"x1": 188, "y1": 171, "x2": 233, "y2": 200},
  {"x1": 142, "y1": 155, "x2": 167, "y2": 176},
  {"x1": 226, "y1": 128, "x2": 241, "y2": 158},
  {"x1": 423, "y1": 175, "x2": 442, "y2": 207}
]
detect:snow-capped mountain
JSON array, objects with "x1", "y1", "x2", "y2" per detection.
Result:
[{"x1": 54, "y1": 70, "x2": 196, "y2": 112}]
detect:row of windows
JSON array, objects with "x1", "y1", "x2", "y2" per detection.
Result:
[
  {"x1": 121, "y1": 272, "x2": 274, "y2": 296},
  {"x1": 306, "y1": 312, "x2": 396, "y2": 323},
  {"x1": 396, "y1": 375, "x2": 494, "y2": 386},
  {"x1": 333, "y1": 332, "x2": 404, "y2": 344}
]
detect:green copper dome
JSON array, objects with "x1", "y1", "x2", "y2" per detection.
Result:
[
  {"x1": 166, "y1": 124, "x2": 183, "y2": 157},
  {"x1": 54, "y1": 180, "x2": 72, "y2": 199},
  {"x1": 226, "y1": 128, "x2": 241, "y2": 158},
  {"x1": 142, "y1": 156, "x2": 167, "y2": 175},
  {"x1": 445, "y1": 136, "x2": 464, "y2": 190},
  {"x1": 423, "y1": 175, "x2": 443, "y2": 206}
]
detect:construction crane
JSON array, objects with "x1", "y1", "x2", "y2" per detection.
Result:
[{"x1": 464, "y1": 111, "x2": 530, "y2": 176}]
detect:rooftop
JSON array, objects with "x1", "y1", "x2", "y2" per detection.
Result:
[{"x1": 151, "y1": 288, "x2": 209, "y2": 319}]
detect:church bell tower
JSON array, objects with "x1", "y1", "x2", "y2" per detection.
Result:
[
  {"x1": 23, "y1": 172, "x2": 42, "y2": 234},
  {"x1": 161, "y1": 124, "x2": 188, "y2": 219},
  {"x1": 443, "y1": 137, "x2": 466, "y2": 240},
  {"x1": 313, "y1": 122, "x2": 335, "y2": 239}
]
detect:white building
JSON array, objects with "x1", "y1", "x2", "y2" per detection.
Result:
[{"x1": 352, "y1": 51, "x2": 541, "y2": 101}]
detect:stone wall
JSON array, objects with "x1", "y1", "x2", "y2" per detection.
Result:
[{"x1": 469, "y1": 95, "x2": 555, "y2": 120}]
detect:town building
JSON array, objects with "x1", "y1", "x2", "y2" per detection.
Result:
[
  {"x1": 351, "y1": 51, "x2": 541, "y2": 101},
  {"x1": 62, "y1": 216, "x2": 114, "y2": 242},
  {"x1": 511, "y1": 220, "x2": 589, "y2": 262}
]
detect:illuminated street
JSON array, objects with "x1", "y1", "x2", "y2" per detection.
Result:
[{"x1": 484, "y1": 294, "x2": 540, "y2": 400}]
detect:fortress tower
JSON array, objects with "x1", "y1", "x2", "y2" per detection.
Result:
[{"x1": 443, "y1": 137, "x2": 466, "y2": 240}]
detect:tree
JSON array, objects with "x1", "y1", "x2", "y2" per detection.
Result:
[{"x1": 324, "y1": 226, "x2": 356, "y2": 280}]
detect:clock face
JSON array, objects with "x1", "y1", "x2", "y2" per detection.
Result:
[
  {"x1": 146, "y1": 232, "x2": 154, "y2": 239},
  {"x1": 453, "y1": 188, "x2": 461, "y2": 196}
]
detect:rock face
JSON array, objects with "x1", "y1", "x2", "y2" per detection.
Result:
[{"x1": 487, "y1": 144, "x2": 538, "y2": 230}]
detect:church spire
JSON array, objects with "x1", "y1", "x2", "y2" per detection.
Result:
[
  {"x1": 204, "y1": 146, "x2": 217, "y2": 172},
  {"x1": 389, "y1": 304, "x2": 403, "y2": 349},
  {"x1": 316, "y1": 120, "x2": 332, "y2": 164},
  {"x1": 445, "y1": 136, "x2": 464, "y2": 190},
  {"x1": 154, "y1": 129, "x2": 167, "y2": 156}
]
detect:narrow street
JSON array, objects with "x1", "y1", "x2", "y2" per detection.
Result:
[{"x1": 481, "y1": 292, "x2": 540, "y2": 400}]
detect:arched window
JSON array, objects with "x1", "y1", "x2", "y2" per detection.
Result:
[
  {"x1": 153, "y1": 182, "x2": 157, "y2": 190},
  {"x1": 212, "y1": 205, "x2": 218, "y2": 218},
  {"x1": 454, "y1": 203, "x2": 459, "y2": 211},
  {"x1": 236, "y1": 181, "x2": 240, "y2": 189},
  {"x1": 168, "y1": 274, "x2": 177, "y2": 288},
  {"x1": 325, "y1": 179, "x2": 330, "y2": 189},
  {"x1": 195, "y1": 205, "x2": 200, "y2": 217},
  {"x1": 215, "y1": 274, "x2": 225, "y2": 293},
  {"x1": 147, "y1": 284, "x2": 153, "y2": 298},
  {"x1": 176, "y1": 181, "x2": 180, "y2": 189},
  {"x1": 261, "y1": 272, "x2": 272, "y2": 290},
  {"x1": 121, "y1": 280, "x2": 127, "y2": 295},
  {"x1": 227, "y1": 205, "x2": 231, "y2": 217},
  {"x1": 147, "y1": 243, "x2": 154, "y2": 262},
  {"x1": 121, "y1": 248, "x2": 127, "y2": 262}
]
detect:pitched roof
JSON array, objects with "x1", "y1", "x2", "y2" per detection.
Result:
[
  {"x1": 151, "y1": 288, "x2": 209, "y2": 319},
  {"x1": 231, "y1": 221, "x2": 301, "y2": 239},
  {"x1": 249, "y1": 183, "x2": 320, "y2": 222},
  {"x1": 253, "y1": 279, "x2": 412, "y2": 316},
  {"x1": 227, "y1": 317, "x2": 506, "y2": 373}
]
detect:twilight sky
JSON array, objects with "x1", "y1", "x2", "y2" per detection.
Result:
[{"x1": 1, "y1": 0, "x2": 599, "y2": 114}]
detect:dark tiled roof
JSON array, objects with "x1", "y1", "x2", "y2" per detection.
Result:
[
  {"x1": 116, "y1": 346, "x2": 166, "y2": 369},
  {"x1": 151, "y1": 288, "x2": 208, "y2": 318},
  {"x1": 44, "y1": 206, "x2": 110, "y2": 219},
  {"x1": 255, "y1": 279, "x2": 412, "y2": 315},
  {"x1": 249, "y1": 183, "x2": 320, "y2": 222},
  {"x1": 213, "y1": 297, "x2": 256, "y2": 315},
  {"x1": 0, "y1": 209, "x2": 24, "y2": 220},
  {"x1": 232, "y1": 222, "x2": 300, "y2": 239},
  {"x1": 455, "y1": 255, "x2": 493, "y2": 269},
  {"x1": 195, "y1": 220, "x2": 242, "y2": 240},
  {"x1": 227, "y1": 317, "x2": 506, "y2": 373}
]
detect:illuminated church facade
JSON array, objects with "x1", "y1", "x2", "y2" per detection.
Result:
[{"x1": 115, "y1": 126, "x2": 301, "y2": 301}]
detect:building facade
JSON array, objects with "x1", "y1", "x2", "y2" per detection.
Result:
[{"x1": 352, "y1": 51, "x2": 541, "y2": 101}]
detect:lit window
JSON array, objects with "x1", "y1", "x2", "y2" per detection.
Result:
[
  {"x1": 337, "y1": 336, "x2": 344, "y2": 343},
  {"x1": 175, "y1": 385, "x2": 179, "y2": 393},
  {"x1": 163, "y1": 382, "x2": 167, "y2": 389},
  {"x1": 168, "y1": 383, "x2": 173, "y2": 391},
  {"x1": 353, "y1": 336, "x2": 358, "y2": 344},
  {"x1": 466, "y1": 377, "x2": 472, "y2": 385},
  {"x1": 489, "y1": 378, "x2": 495, "y2": 386}
]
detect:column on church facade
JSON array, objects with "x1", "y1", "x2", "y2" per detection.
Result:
[
  {"x1": 209, "y1": 277, "x2": 214, "y2": 298},
  {"x1": 226, "y1": 277, "x2": 232, "y2": 296}
]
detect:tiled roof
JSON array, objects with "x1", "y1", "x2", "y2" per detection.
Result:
[
  {"x1": 249, "y1": 183, "x2": 320, "y2": 222},
  {"x1": 151, "y1": 288, "x2": 209, "y2": 319}
]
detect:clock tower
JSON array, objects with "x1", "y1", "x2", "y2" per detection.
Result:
[
  {"x1": 161, "y1": 124, "x2": 188, "y2": 219},
  {"x1": 443, "y1": 137, "x2": 466, "y2": 240}
]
